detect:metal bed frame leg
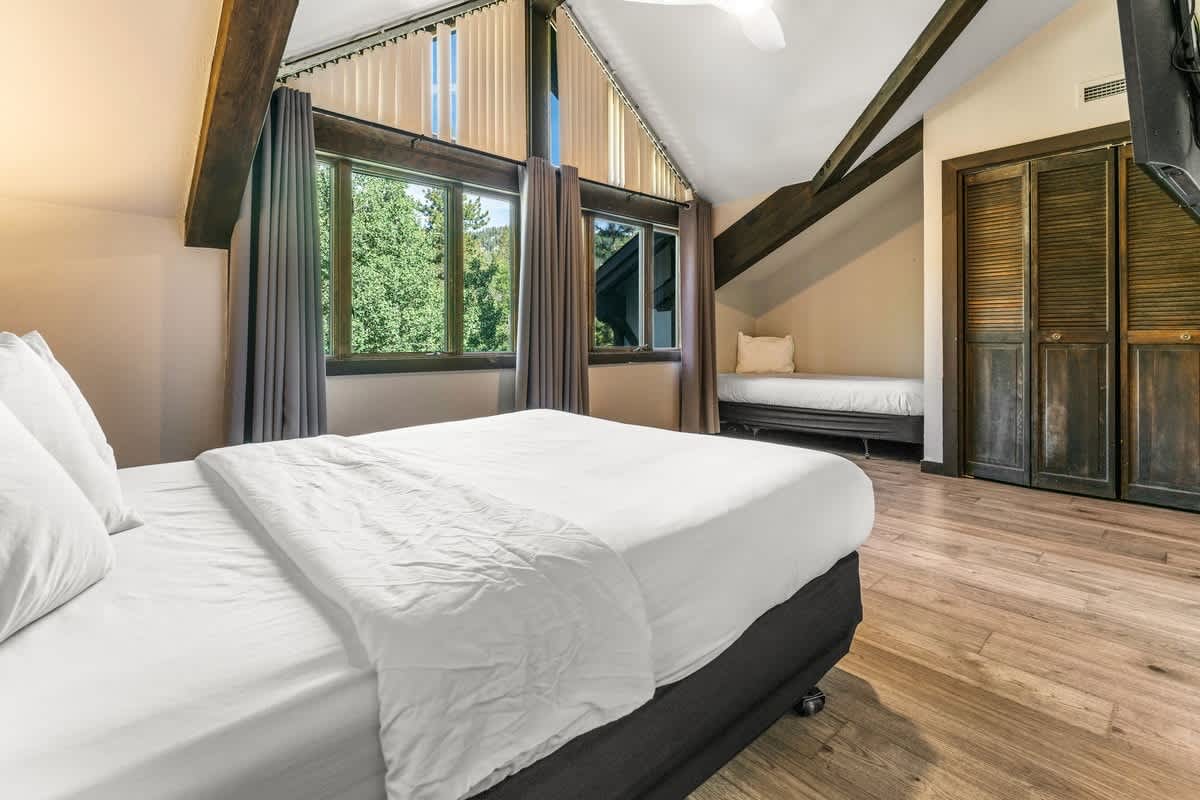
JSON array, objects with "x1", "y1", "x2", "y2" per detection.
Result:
[
  {"x1": 861, "y1": 438, "x2": 871, "y2": 459},
  {"x1": 794, "y1": 686, "x2": 826, "y2": 717}
]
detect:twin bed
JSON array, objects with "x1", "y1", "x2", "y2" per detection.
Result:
[
  {"x1": 2, "y1": 409, "x2": 873, "y2": 800},
  {"x1": 718, "y1": 372, "x2": 925, "y2": 457}
]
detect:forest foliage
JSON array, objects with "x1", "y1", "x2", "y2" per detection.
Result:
[{"x1": 316, "y1": 164, "x2": 513, "y2": 354}]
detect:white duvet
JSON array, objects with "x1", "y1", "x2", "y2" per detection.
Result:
[{"x1": 198, "y1": 435, "x2": 654, "y2": 800}]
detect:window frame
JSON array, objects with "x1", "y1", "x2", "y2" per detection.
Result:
[
  {"x1": 585, "y1": 209, "x2": 681, "y2": 361},
  {"x1": 320, "y1": 153, "x2": 520, "y2": 375}
]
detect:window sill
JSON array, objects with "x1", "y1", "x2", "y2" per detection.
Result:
[
  {"x1": 588, "y1": 349, "x2": 681, "y2": 365},
  {"x1": 326, "y1": 353, "x2": 515, "y2": 376}
]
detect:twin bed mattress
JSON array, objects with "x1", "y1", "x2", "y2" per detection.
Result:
[
  {"x1": 0, "y1": 410, "x2": 873, "y2": 800},
  {"x1": 718, "y1": 372, "x2": 924, "y2": 416}
]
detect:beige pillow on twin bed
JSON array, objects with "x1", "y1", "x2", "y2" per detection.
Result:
[
  {"x1": 0, "y1": 333, "x2": 140, "y2": 534},
  {"x1": 735, "y1": 331, "x2": 795, "y2": 374}
]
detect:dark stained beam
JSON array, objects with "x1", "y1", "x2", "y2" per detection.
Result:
[
  {"x1": 715, "y1": 121, "x2": 922, "y2": 288},
  {"x1": 809, "y1": 0, "x2": 986, "y2": 194},
  {"x1": 527, "y1": 0, "x2": 562, "y2": 160},
  {"x1": 313, "y1": 111, "x2": 521, "y2": 192},
  {"x1": 185, "y1": 0, "x2": 300, "y2": 249}
]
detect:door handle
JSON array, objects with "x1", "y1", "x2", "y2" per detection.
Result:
[
  {"x1": 1183, "y1": 333, "x2": 1193, "y2": 342},
  {"x1": 1050, "y1": 332, "x2": 1062, "y2": 341}
]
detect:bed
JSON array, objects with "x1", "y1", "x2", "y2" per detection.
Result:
[
  {"x1": 718, "y1": 372, "x2": 925, "y2": 456},
  {"x1": 0, "y1": 410, "x2": 872, "y2": 800}
]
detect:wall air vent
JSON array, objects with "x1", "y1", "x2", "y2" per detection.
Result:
[{"x1": 1081, "y1": 77, "x2": 1127, "y2": 104}]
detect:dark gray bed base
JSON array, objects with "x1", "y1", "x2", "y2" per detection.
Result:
[
  {"x1": 476, "y1": 553, "x2": 862, "y2": 800},
  {"x1": 720, "y1": 400, "x2": 924, "y2": 454}
]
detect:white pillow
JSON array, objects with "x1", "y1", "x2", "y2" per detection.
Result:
[
  {"x1": 22, "y1": 331, "x2": 117, "y2": 471},
  {"x1": 735, "y1": 331, "x2": 795, "y2": 374},
  {"x1": 0, "y1": 400, "x2": 113, "y2": 644},
  {"x1": 0, "y1": 333, "x2": 140, "y2": 533}
]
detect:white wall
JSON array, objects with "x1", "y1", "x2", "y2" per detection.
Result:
[
  {"x1": 328, "y1": 363, "x2": 680, "y2": 435},
  {"x1": 921, "y1": 0, "x2": 1129, "y2": 462},
  {"x1": 0, "y1": 198, "x2": 227, "y2": 467}
]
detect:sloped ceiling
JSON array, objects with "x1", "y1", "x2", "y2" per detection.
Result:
[
  {"x1": 0, "y1": 1, "x2": 223, "y2": 219},
  {"x1": 284, "y1": 0, "x2": 1075, "y2": 203},
  {"x1": 286, "y1": 0, "x2": 450, "y2": 59},
  {"x1": 569, "y1": 0, "x2": 1074, "y2": 203}
]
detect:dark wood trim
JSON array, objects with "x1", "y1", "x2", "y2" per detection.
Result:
[
  {"x1": 332, "y1": 158, "x2": 353, "y2": 358},
  {"x1": 920, "y1": 460, "x2": 945, "y2": 475},
  {"x1": 314, "y1": 110, "x2": 521, "y2": 192},
  {"x1": 185, "y1": 0, "x2": 299, "y2": 249},
  {"x1": 714, "y1": 121, "x2": 923, "y2": 288},
  {"x1": 589, "y1": 349, "x2": 681, "y2": 365},
  {"x1": 580, "y1": 180, "x2": 680, "y2": 227},
  {"x1": 811, "y1": 0, "x2": 987, "y2": 193},
  {"x1": 527, "y1": 0, "x2": 561, "y2": 160},
  {"x1": 326, "y1": 353, "x2": 516, "y2": 375},
  {"x1": 940, "y1": 122, "x2": 1132, "y2": 478},
  {"x1": 719, "y1": 402, "x2": 924, "y2": 445}
]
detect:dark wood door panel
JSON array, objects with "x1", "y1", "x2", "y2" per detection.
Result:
[
  {"x1": 1124, "y1": 345, "x2": 1200, "y2": 511},
  {"x1": 1030, "y1": 149, "x2": 1116, "y2": 498},
  {"x1": 965, "y1": 341, "x2": 1028, "y2": 484},
  {"x1": 1033, "y1": 343, "x2": 1114, "y2": 496}
]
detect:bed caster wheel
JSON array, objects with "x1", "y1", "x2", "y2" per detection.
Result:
[{"x1": 794, "y1": 687, "x2": 826, "y2": 717}]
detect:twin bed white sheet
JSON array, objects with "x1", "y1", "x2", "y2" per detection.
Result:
[
  {"x1": 0, "y1": 410, "x2": 874, "y2": 800},
  {"x1": 718, "y1": 372, "x2": 925, "y2": 416}
]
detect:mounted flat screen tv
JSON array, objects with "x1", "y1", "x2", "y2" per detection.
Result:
[{"x1": 1117, "y1": 0, "x2": 1200, "y2": 221}]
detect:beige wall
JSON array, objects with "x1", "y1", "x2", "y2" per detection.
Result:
[
  {"x1": 710, "y1": 156, "x2": 924, "y2": 379},
  {"x1": 753, "y1": 156, "x2": 923, "y2": 378},
  {"x1": 921, "y1": 0, "x2": 1129, "y2": 462},
  {"x1": 0, "y1": 198, "x2": 227, "y2": 467},
  {"x1": 328, "y1": 363, "x2": 680, "y2": 435}
]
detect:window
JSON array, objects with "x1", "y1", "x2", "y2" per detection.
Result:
[
  {"x1": 315, "y1": 160, "x2": 333, "y2": 354},
  {"x1": 589, "y1": 214, "x2": 678, "y2": 352},
  {"x1": 431, "y1": 30, "x2": 459, "y2": 142},
  {"x1": 319, "y1": 157, "x2": 518, "y2": 368}
]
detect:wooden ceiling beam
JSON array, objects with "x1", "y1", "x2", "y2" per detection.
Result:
[
  {"x1": 714, "y1": 120, "x2": 922, "y2": 288},
  {"x1": 809, "y1": 0, "x2": 986, "y2": 194},
  {"x1": 185, "y1": 0, "x2": 300, "y2": 249}
]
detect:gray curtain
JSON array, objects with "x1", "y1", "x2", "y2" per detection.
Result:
[
  {"x1": 679, "y1": 199, "x2": 719, "y2": 434},
  {"x1": 225, "y1": 87, "x2": 327, "y2": 444},
  {"x1": 515, "y1": 158, "x2": 589, "y2": 413}
]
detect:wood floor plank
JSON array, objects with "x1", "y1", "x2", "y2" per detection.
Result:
[{"x1": 692, "y1": 455, "x2": 1200, "y2": 800}]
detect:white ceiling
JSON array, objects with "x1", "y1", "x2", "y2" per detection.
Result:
[
  {"x1": 286, "y1": 0, "x2": 450, "y2": 60},
  {"x1": 571, "y1": 0, "x2": 1075, "y2": 203},
  {"x1": 285, "y1": 0, "x2": 1075, "y2": 202}
]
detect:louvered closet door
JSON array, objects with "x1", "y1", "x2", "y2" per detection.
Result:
[
  {"x1": 1120, "y1": 147, "x2": 1200, "y2": 511},
  {"x1": 963, "y1": 163, "x2": 1030, "y2": 485},
  {"x1": 1030, "y1": 149, "x2": 1117, "y2": 498}
]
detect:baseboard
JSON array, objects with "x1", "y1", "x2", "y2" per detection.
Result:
[{"x1": 920, "y1": 460, "x2": 945, "y2": 475}]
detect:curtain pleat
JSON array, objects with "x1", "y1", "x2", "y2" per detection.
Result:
[
  {"x1": 679, "y1": 199, "x2": 718, "y2": 434},
  {"x1": 515, "y1": 157, "x2": 588, "y2": 413},
  {"x1": 226, "y1": 87, "x2": 328, "y2": 445}
]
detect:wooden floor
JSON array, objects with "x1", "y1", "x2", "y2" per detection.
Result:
[{"x1": 691, "y1": 452, "x2": 1200, "y2": 800}]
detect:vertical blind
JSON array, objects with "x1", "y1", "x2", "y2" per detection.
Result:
[
  {"x1": 282, "y1": 0, "x2": 526, "y2": 161},
  {"x1": 555, "y1": 8, "x2": 689, "y2": 202},
  {"x1": 286, "y1": 31, "x2": 435, "y2": 136}
]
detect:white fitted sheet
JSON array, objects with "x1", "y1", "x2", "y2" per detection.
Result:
[
  {"x1": 718, "y1": 372, "x2": 925, "y2": 416},
  {"x1": 0, "y1": 410, "x2": 873, "y2": 799},
  {"x1": 0, "y1": 460, "x2": 387, "y2": 800}
]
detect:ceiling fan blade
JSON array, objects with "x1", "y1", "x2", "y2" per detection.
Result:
[{"x1": 738, "y1": 6, "x2": 785, "y2": 51}]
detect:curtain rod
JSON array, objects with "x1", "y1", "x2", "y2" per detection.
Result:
[{"x1": 278, "y1": 0, "x2": 500, "y2": 82}]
